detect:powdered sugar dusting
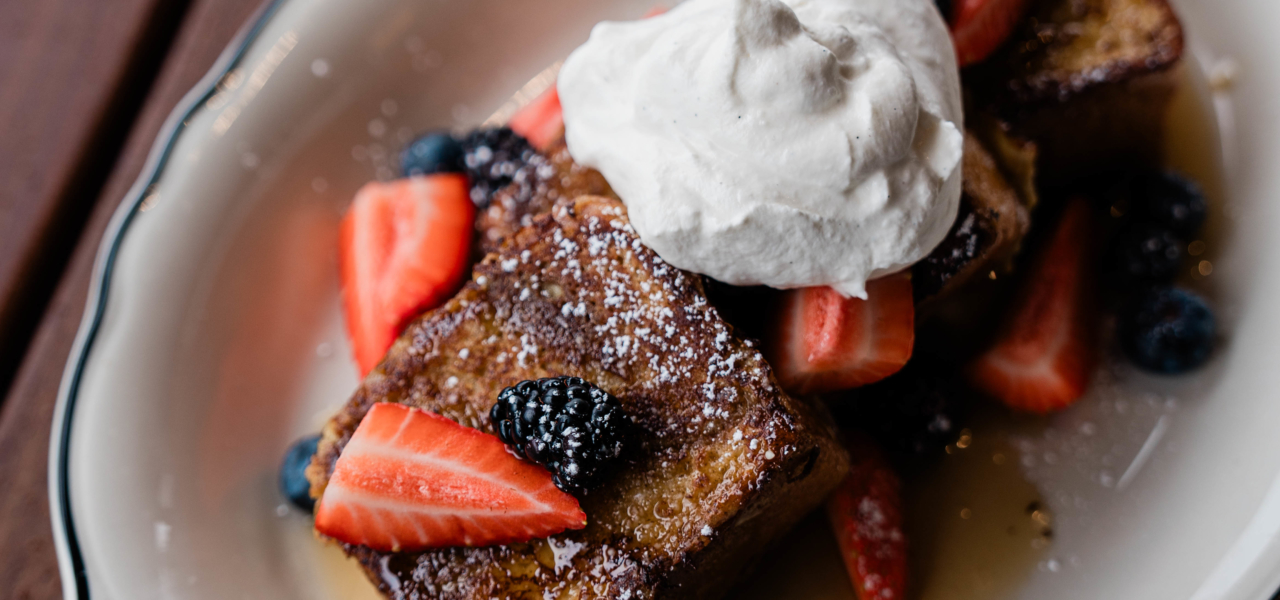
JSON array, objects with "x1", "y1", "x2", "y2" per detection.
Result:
[{"x1": 326, "y1": 197, "x2": 827, "y2": 599}]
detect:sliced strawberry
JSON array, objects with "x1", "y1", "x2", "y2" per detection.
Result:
[
  {"x1": 950, "y1": 0, "x2": 1032, "y2": 67},
  {"x1": 969, "y1": 197, "x2": 1097, "y2": 413},
  {"x1": 511, "y1": 5, "x2": 666, "y2": 150},
  {"x1": 826, "y1": 436, "x2": 907, "y2": 600},
  {"x1": 315, "y1": 403, "x2": 586, "y2": 551},
  {"x1": 508, "y1": 86, "x2": 563, "y2": 151},
  {"x1": 340, "y1": 174, "x2": 475, "y2": 376},
  {"x1": 768, "y1": 274, "x2": 915, "y2": 396}
]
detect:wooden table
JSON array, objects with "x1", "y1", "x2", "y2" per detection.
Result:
[{"x1": 0, "y1": 0, "x2": 267, "y2": 596}]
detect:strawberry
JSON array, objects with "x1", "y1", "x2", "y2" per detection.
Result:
[
  {"x1": 969, "y1": 197, "x2": 1097, "y2": 413},
  {"x1": 949, "y1": 0, "x2": 1032, "y2": 67},
  {"x1": 508, "y1": 86, "x2": 563, "y2": 151},
  {"x1": 340, "y1": 174, "x2": 475, "y2": 376},
  {"x1": 826, "y1": 436, "x2": 907, "y2": 600},
  {"x1": 314, "y1": 403, "x2": 586, "y2": 551},
  {"x1": 510, "y1": 6, "x2": 666, "y2": 150},
  {"x1": 768, "y1": 274, "x2": 915, "y2": 396}
]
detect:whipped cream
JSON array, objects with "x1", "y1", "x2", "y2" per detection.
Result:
[{"x1": 558, "y1": 0, "x2": 963, "y2": 297}]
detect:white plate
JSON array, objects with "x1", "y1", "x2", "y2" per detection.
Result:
[{"x1": 48, "y1": 0, "x2": 1280, "y2": 598}]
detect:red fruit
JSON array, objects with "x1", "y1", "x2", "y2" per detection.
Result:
[
  {"x1": 950, "y1": 0, "x2": 1032, "y2": 67},
  {"x1": 969, "y1": 197, "x2": 1097, "y2": 413},
  {"x1": 826, "y1": 437, "x2": 907, "y2": 600},
  {"x1": 508, "y1": 86, "x2": 563, "y2": 151},
  {"x1": 768, "y1": 274, "x2": 915, "y2": 395},
  {"x1": 315, "y1": 403, "x2": 586, "y2": 551},
  {"x1": 340, "y1": 175, "x2": 475, "y2": 376},
  {"x1": 510, "y1": 3, "x2": 667, "y2": 150}
]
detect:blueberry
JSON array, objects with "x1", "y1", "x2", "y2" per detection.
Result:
[
  {"x1": 279, "y1": 434, "x2": 321, "y2": 512},
  {"x1": 400, "y1": 132, "x2": 464, "y2": 177},
  {"x1": 1137, "y1": 170, "x2": 1208, "y2": 237},
  {"x1": 1111, "y1": 224, "x2": 1185, "y2": 283},
  {"x1": 1119, "y1": 287, "x2": 1215, "y2": 374}
]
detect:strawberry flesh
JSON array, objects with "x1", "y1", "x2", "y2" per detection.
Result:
[
  {"x1": 950, "y1": 0, "x2": 1032, "y2": 67},
  {"x1": 970, "y1": 197, "x2": 1097, "y2": 413},
  {"x1": 340, "y1": 174, "x2": 475, "y2": 376},
  {"x1": 509, "y1": 4, "x2": 667, "y2": 151},
  {"x1": 769, "y1": 274, "x2": 915, "y2": 395},
  {"x1": 315, "y1": 403, "x2": 586, "y2": 552},
  {"x1": 826, "y1": 436, "x2": 907, "y2": 600},
  {"x1": 508, "y1": 87, "x2": 564, "y2": 151}
]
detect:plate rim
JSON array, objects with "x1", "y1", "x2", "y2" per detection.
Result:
[{"x1": 46, "y1": 1, "x2": 289, "y2": 597}]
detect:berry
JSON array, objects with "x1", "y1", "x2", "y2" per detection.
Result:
[
  {"x1": 507, "y1": 87, "x2": 564, "y2": 151},
  {"x1": 1119, "y1": 287, "x2": 1215, "y2": 374},
  {"x1": 489, "y1": 377, "x2": 629, "y2": 494},
  {"x1": 459, "y1": 127, "x2": 538, "y2": 208},
  {"x1": 279, "y1": 434, "x2": 321, "y2": 512},
  {"x1": 825, "y1": 436, "x2": 907, "y2": 600},
  {"x1": 340, "y1": 175, "x2": 475, "y2": 375},
  {"x1": 1138, "y1": 170, "x2": 1208, "y2": 237},
  {"x1": 400, "y1": 132, "x2": 464, "y2": 177},
  {"x1": 949, "y1": 0, "x2": 1033, "y2": 66},
  {"x1": 934, "y1": 0, "x2": 952, "y2": 20},
  {"x1": 970, "y1": 198, "x2": 1097, "y2": 413},
  {"x1": 314, "y1": 403, "x2": 585, "y2": 551},
  {"x1": 1111, "y1": 224, "x2": 1184, "y2": 284},
  {"x1": 843, "y1": 361, "x2": 962, "y2": 457},
  {"x1": 767, "y1": 274, "x2": 915, "y2": 396}
]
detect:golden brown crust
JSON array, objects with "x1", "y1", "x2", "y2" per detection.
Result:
[
  {"x1": 308, "y1": 196, "x2": 848, "y2": 599},
  {"x1": 475, "y1": 137, "x2": 613, "y2": 255},
  {"x1": 964, "y1": 0, "x2": 1185, "y2": 183},
  {"x1": 913, "y1": 133, "x2": 1032, "y2": 303},
  {"x1": 971, "y1": 0, "x2": 1183, "y2": 110}
]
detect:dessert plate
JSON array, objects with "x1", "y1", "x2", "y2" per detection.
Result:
[{"x1": 48, "y1": 0, "x2": 1280, "y2": 598}]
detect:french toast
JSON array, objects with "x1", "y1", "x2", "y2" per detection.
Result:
[
  {"x1": 309, "y1": 195, "x2": 850, "y2": 599},
  {"x1": 965, "y1": 0, "x2": 1184, "y2": 182},
  {"x1": 913, "y1": 132, "x2": 1032, "y2": 303},
  {"x1": 476, "y1": 137, "x2": 612, "y2": 254}
]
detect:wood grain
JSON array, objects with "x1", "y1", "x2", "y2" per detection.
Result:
[
  {"x1": 0, "y1": 0, "x2": 268, "y2": 596},
  {"x1": 0, "y1": 0, "x2": 193, "y2": 399}
]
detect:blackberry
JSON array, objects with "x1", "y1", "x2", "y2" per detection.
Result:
[
  {"x1": 1111, "y1": 224, "x2": 1185, "y2": 284},
  {"x1": 489, "y1": 377, "x2": 629, "y2": 494},
  {"x1": 459, "y1": 127, "x2": 539, "y2": 208},
  {"x1": 401, "y1": 131, "x2": 465, "y2": 177},
  {"x1": 1138, "y1": 170, "x2": 1208, "y2": 237},
  {"x1": 1104, "y1": 169, "x2": 1211, "y2": 236},
  {"x1": 1119, "y1": 286, "x2": 1215, "y2": 374},
  {"x1": 279, "y1": 434, "x2": 321, "y2": 512},
  {"x1": 840, "y1": 362, "x2": 964, "y2": 458}
]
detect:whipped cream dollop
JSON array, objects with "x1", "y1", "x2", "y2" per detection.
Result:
[{"x1": 558, "y1": 0, "x2": 963, "y2": 297}]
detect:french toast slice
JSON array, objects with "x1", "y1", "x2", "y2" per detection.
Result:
[
  {"x1": 966, "y1": 0, "x2": 1184, "y2": 182},
  {"x1": 476, "y1": 137, "x2": 612, "y2": 254},
  {"x1": 309, "y1": 195, "x2": 849, "y2": 599},
  {"x1": 913, "y1": 132, "x2": 1032, "y2": 303}
]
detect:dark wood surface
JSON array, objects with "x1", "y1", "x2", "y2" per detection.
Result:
[
  {"x1": 0, "y1": 0, "x2": 268, "y2": 597},
  {"x1": 0, "y1": 0, "x2": 185, "y2": 413}
]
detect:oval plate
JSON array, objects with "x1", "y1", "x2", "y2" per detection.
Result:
[{"x1": 49, "y1": 0, "x2": 1280, "y2": 598}]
